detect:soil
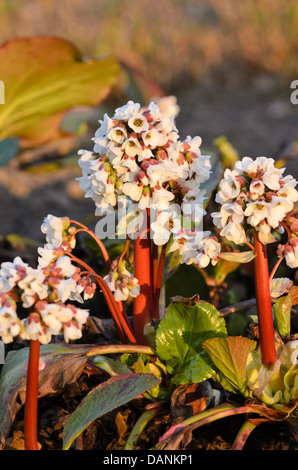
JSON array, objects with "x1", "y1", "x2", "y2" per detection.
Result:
[{"x1": 4, "y1": 365, "x2": 298, "y2": 451}]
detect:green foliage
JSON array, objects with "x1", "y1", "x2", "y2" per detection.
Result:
[
  {"x1": 62, "y1": 373, "x2": 160, "y2": 450},
  {"x1": 202, "y1": 336, "x2": 257, "y2": 396},
  {"x1": 121, "y1": 353, "x2": 169, "y2": 400},
  {"x1": 273, "y1": 286, "x2": 298, "y2": 337},
  {"x1": 155, "y1": 301, "x2": 227, "y2": 384}
]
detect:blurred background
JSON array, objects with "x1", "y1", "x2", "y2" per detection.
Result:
[{"x1": 0, "y1": 0, "x2": 297, "y2": 301}]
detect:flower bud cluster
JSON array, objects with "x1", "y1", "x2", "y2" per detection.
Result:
[
  {"x1": 277, "y1": 217, "x2": 298, "y2": 268},
  {"x1": 38, "y1": 214, "x2": 96, "y2": 302},
  {"x1": 78, "y1": 99, "x2": 211, "y2": 212},
  {"x1": 104, "y1": 259, "x2": 140, "y2": 302},
  {"x1": 0, "y1": 255, "x2": 89, "y2": 344},
  {"x1": 212, "y1": 156, "x2": 298, "y2": 249}
]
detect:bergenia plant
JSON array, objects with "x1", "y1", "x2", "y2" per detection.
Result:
[
  {"x1": 211, "y1": 156, "x2": 298, "y2": 367},
  {"x1": 76, "y1": 97, "x2": 216, "y2": 343},
  {"x1": 0, "y1": 97, "x2": 216, "y2": 449},
  {"x1": 0, "y1": 97, "x2": 297, "y2": 451},
  {"x1": 156, "y1": 156, "x2": 298, "y2": 450}
]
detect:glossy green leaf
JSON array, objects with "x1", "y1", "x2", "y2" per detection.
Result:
[
  {"x1": 62, "y1": 373, "x2": 160, "y2": 450},
  {"x1": 273, "y1": 286, "x2": 298, "y2": 337},
  {"x1": 91, "y1": 355, "x2": 131, "y2": 377},
  {"x1": 121, "y1": 353, "x2": 169, "y2": 400},
  {"x1": 0, "y1": 36, "x2": 119, "y2": 145},
  {"x1": 202, "y1": 336, "x2": 257, "y2": 396},
  {"x1": 155, "y1": 301, "x2": 227, "y2": 384}
]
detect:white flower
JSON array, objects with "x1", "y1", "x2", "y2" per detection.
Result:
[
  {"x1": 270, "y1": 278, "x2": 293, "y2": 298},
  {"x1": 212, "y1": 202, "x2": 244, "y2": 230},
  {"x1": 0, "y1": 296, "x2": 21, "y2": 343},
  {"x1": 262, "y1": 168, "x2": 282, "y2": 191},
  {"x1": 18, "y1": 267, "x2": 48, "y2": 308},
  {"x1": 122, "y1": 133, "x2": 143, "y2": 158},
  {"x1": 128, "y1": 113, "x2": 150, "y2": 133},
  {"x1": 63, "y1": 320, "x2": 83, "y2": 342},
  {"x1": 284, "y1": 244, "x2": 298, "y2": 268},
  {"x1": 215, "y1": 169, "x2": 242, "y2": 204},
  {"x1": 54, "y1": 256, "x2": 77, "y2": 278},
  {"x1": 167, "y1": 229, "x2": 203, "y2": 265},
  {"x1": 244, "y1": 200, "x2": 269, "y2": 227},
  {"x1": 104, "y1": 260, "x2": 140, "y2": 301},
  {"x1": 278, "y1": 175, "x2": 298, "y2": 204},
  {"x1": 24, "y1": 313, "x2": 51, "y2": 344},
  {"x1": 195, "y1": 237, "x2": 221, "y2": 268},
  {"x1": 267, "y1": 196, "x2": 294, "y2": 228},
  {"x1": 213, "y1": 156, "x2": 298, "y2": 246},
  {"x1": 37, "y1": 244, "x2": 57, "y2": 268},
  {"x1": 41, "y1": 214, "x2": 70, "y2": 248},
  {"x1": 107, "y1": 123, "x2": 128, "y2": 143},
  {"x1": 54, "y1": 278, "x2": 78, "y2": 303},
  {"x1": 249, "y1": 178, "x2": 265, "y2": 199},
  {"x1": 122, "y1": 181, "x2": 144, "y2": 202},
  {"x1": 151, "y1": 208, "x2": 181, "y2": 245},
  {"x1": 150, "y1": 185, "x2": 175, "y2": 210},
  {"x1": 220, "y1": 220, "x2": 247, "y2": 245},
  {"x1": 0, "y1": 257, "x2": 28, "y2": 293},
  {"x1": 114, "y1": 100, "x2": 141, "y2": 121}
]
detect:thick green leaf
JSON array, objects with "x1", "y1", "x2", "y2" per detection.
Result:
[
  {"x1": 91, "y1": 355, "x2": 131, "y2": 376},
  {"x1": 121, "y1": 353, "x2": 169, "y2": 400},
  {"x1": 202, "y1": 336, "x2": 257, "y2": 396},
  {"x1": 0, "y1": 137, "x2": 19, "y2": 166},
  {"x1": 155, "y1": 302, "x2": 227, "y2": 384},
  {"x1": 218, "y1": 250, "x2": 255, "y2": 263},
  {"x1": 62, "y1": 373, "x2": 160, "y2": 450},
  {"x1": 273, "y1": 286, "x2": 298, "y2": 337},
  {"x1": 0, "y1": 37, "x2": 119, "y2": 145}
]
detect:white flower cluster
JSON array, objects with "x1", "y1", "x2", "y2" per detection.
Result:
[
  {"x1": 104, "y1": 259, "x2": 140, "y2": 302},
  {"x1": 0, "y1": 255, "x2": 89, "y2": 344},
  {"x1": 212, "y1": 157, "x2": 298, "y2": 253},
  {"x1": 38, "y1": 214, "x2": 96, "y2": 302},
  {"x1": 78, "y1": 98, "x2": 221, "y2": 268},
  {"x1": 78, "y1": 99, "x2": 211, "y2": 213}
]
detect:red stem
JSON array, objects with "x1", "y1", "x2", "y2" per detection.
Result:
[
  {"x1": 68, "y1": 253, "x2": 136, "y2": 344},
  {"x1": 69, "y1": 219, "x2": 111, "y2": 270},
  {"x1": 24, "y1": 339, "x2": 40, "y2": 450},
  {"x1": 133, "y1": 210, "x2": 153, "y2": 344},
  {"x1": 253, "y1": 231, "x2": 277, "y2": 367},
  {"x1": 92, "y1": 273, "x2": 137, "y2": 344}
]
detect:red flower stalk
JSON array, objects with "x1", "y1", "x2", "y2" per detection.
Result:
[
  {"x1": 133, "y1": 210, "x2": 153, "y2": 344},
  {"x1": 253, "y1": 231, "x2": 277, "y2": 367},
  {"x1": 24, "y1": 339, "x2": 40, "y2": 450}
]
